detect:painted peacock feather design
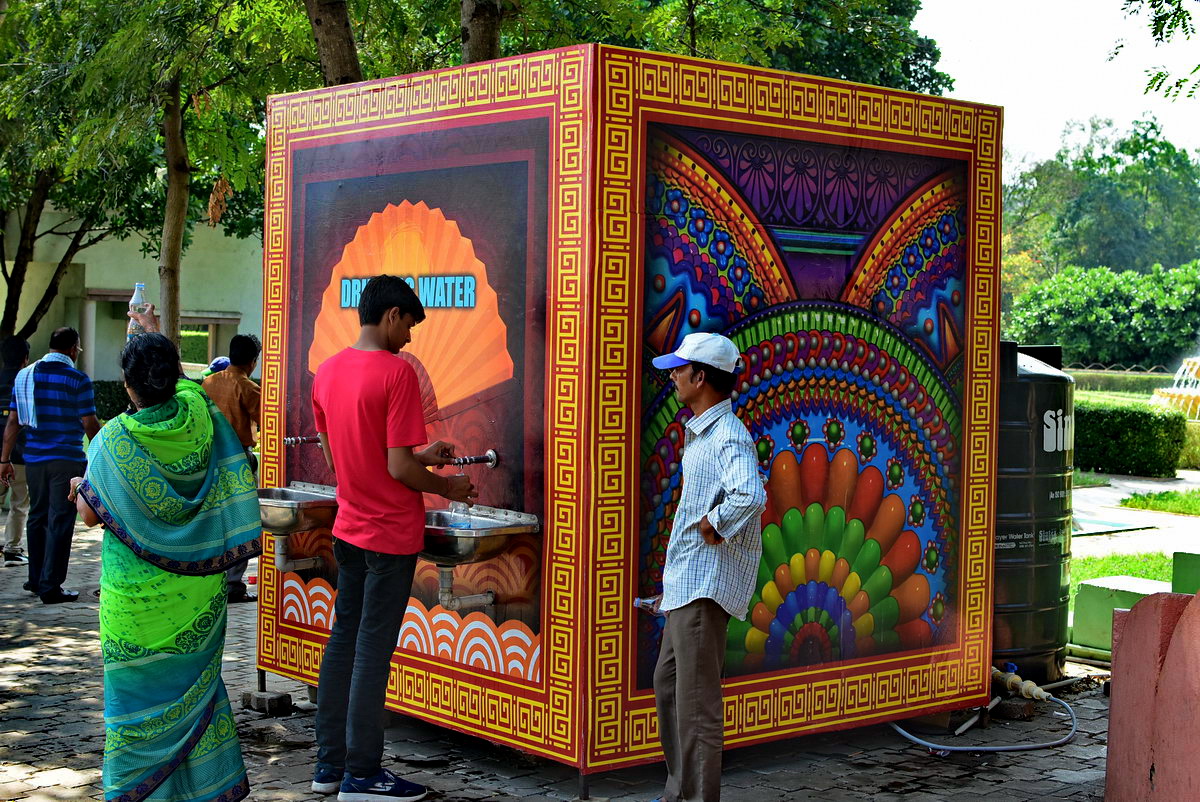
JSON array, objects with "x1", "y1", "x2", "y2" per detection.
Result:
[
  {"x1": 726, "y1": 443, "x2": 934, "y2": 674},
  {"x1": 638, "y1": 125, "x2": 966, "y2": 682}
]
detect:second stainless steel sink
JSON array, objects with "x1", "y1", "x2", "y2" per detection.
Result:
[
  {"x1": 421, "y1": 503, "x2": 539, "y2": 566},
  {"x1": 258, "y1": 484, "x2": 338, "y2": 534}
]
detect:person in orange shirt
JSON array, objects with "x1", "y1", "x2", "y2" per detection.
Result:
[
  {"x1": 202, "y1": 333, "x2": 261, "y2": 602},
  {"x1": 203, "y1": 335, "x2": 261, "y2": 467}
]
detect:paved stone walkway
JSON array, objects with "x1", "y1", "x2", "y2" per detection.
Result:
[
  {"x1": 1072, "y1": 468, "x2": 1200, "y2": 557},
  {"x1": 1, "y1": 522, "x2": 1107, "y2": 801}
]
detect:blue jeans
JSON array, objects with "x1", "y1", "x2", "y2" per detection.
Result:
[{"x1": 315, "y1": 539, "x2": 417, "y2": 777}]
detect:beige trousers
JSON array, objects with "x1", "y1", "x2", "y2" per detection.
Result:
[
  {"x1": 3, "y1": 463, "x2": 28, "y2": 553},
  {"x1": 653, "y1": 597, "x2": 731, "y2": 802}
]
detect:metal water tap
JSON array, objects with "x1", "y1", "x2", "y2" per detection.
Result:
[
  {"x1": 283, "y1": 435, "x2": 320, "y2": 446},
  {"x1": 449, "y1": 449, "x2": 499, "y2": 468}
]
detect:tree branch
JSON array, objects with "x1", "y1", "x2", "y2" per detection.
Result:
[
  {"x1": 0, "y1": 217, "x2": 7, "y2": 281},
  {"x1": 1, "y1": 169, "x2": 56, "y2": 338},
  {"x1": 15, "y1": 215, "x2": 103, "y2": 341},
  {"x1": 32, "y1": 216, "x2": 83, "y2": 240}
]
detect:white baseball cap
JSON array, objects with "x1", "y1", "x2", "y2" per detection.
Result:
[{"x1": 651, "y1": 332, "x2": 744, "y2": 374}]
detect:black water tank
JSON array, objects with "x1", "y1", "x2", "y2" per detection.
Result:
[{"x1": 992, "y1": 341, "x2": 1073, "y2": 682}]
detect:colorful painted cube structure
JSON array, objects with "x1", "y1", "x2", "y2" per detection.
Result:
[{"x1": 258, "y1": 45, "x2": 1002, "y2": 774}]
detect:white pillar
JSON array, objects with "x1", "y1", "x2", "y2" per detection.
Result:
[{"x1": 82, "y1": 299, "x2": 97, "y2": 378}]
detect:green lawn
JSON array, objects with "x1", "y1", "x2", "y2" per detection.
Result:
[
  {"x1": 1076, "y1": 389, "x2": 1155, "y2": 405},
  {"x1": 1070, "y1": 552, "x2": 1172, "y2": 608},
  {"x1": 1120, "y1": 488, "x2": 1200, "y2": 516},
  {"x1": 1074, "y1": 469, "x2": 1108, "y2": 488}
]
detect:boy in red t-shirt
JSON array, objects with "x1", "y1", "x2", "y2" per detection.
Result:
[{"x1": 310, "y1": 275, "x2": 476, "y2": 802}]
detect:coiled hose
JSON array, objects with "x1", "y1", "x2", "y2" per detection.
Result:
[{"x1": 890, "y1": 667, "x2": 1079, "y2": 753}]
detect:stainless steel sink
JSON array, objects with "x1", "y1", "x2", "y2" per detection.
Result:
[
  {"x1": 421, "y1": 503, "x2": 539, "y2": 566},
  {"x1": 258, "y1": 483, "x2": 337, "y2": 534}
]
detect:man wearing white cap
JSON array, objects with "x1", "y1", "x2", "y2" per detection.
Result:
[{"x1": 648, "y1": 332, "x2": 766, "y2": 802}]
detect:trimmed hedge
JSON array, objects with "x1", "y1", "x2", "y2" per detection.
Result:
[
  {"x1": 1075, "y1": 398, "x2": 1186, "y2": 478},
  {"x1": 180, "y1": 330, "x2": 210, "y2": 364},
  {"x1": 1068, "y1": 370, "x2": 1175, "y2": 395},
  {"x1": 1181, "y1": 421, "x2": 1200, "y2": 470},
  {"x1": 94, "y1": 380, "x2": 131, "y2": 421}
]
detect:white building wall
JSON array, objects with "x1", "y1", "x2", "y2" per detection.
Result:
[{"x1": 2, "y1": 211, "x2": 263, "y2": 381}]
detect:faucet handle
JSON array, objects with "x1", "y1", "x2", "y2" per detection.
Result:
[{"x1": 449, "y1": 449, "x2": 499, "y2": 469}]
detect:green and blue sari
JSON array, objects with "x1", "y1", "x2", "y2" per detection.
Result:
[{"x1": 79, "y1": 380, "x2": 262, "y2": 802}]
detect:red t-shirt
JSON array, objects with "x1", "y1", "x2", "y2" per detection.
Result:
[{"x1": 312, "y1": 348, "x2": 428, "y2": 554}]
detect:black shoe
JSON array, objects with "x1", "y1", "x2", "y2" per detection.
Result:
[
  {"x1": 3, "y1": 551, "x2": 27, "y2": 567},
  {"x1": 228, "y1": 590, "x2": 257, "y2": 604},
  {"x1": 22, "y1": 581, "x2": 36, "y2": 594},
  {"x1": 41, "y1": 589, "x2": 80, "y2": 604}
]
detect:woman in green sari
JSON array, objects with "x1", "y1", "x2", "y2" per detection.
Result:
[{"x1": 72, "y1": 332, "x2": 262, "y2": 802}]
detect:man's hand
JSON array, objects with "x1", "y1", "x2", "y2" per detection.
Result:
[
  {"x1": 0, "y1": 462, "x2": 12, "y2": 487},
  {"x1": 128, "y1": 303, "x2": 161, "y2": 334},
  {"x1": 442, "y1": 474, "x2": 478, "y2": 504},
  {"x1": 417, "y1": 440, "x2": 456, "y2": 467},
  {"x1": 68, "y1": 477, "x2": 84, "y2": 503},
  {"x1": 635, "y1": 594, "x2": 664, "y2": 615},
  {"x1": 700, "y1": 515, "x2": 723, "y2": 545}
]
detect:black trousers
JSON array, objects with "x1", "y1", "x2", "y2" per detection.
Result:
[{"x1": 26, "y1": 459, "x2": 85, "y2": 598}]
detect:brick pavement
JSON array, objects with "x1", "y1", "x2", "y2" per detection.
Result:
[{"x1": 0, "y1": 522, "x2": 1106, "y2": 801}]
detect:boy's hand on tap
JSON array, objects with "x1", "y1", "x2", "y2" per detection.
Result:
[
  {"x1": 417, "y1": 440, "x2": 456, "y2": 467},
  {"x1": 443, "y1": 474, "x2": 478, "y2": 504}
]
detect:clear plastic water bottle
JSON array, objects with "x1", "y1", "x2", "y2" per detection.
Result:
[
  {"x1": 127, "y1": 282, "x2": 147, "y2": 340},
  {"x1": 633, "y1": 596, "x2": 664, "y2": 616}
]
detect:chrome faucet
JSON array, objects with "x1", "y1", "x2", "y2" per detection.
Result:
[
  {"x1": 449, "y1": 449, "x2": 499, "y2": 469},
  {"x1": 283, "y1": 436, "x2": 320, "y2": 446}
]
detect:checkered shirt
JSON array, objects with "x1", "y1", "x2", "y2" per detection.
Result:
[{"x1": 660, "y1": 399, "x2": 766, "y2": 620}]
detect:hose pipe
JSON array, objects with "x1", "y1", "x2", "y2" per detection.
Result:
[{"x1": 889, "y1": 667, "x2": 1078, "y2": 753}]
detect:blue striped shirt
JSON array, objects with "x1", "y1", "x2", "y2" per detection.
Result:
[
  {"x1": 9, "y1": 361, "x2": 95, "y2": 463},
  {"x1": 660, "y1": 399, "x2": 766, "y2": 620}
]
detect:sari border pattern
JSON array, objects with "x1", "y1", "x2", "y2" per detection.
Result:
[
  {"x1": 81, "y1": 481, "x2": 262, "y2": 576},
  {"x1": 106, "y1": 696, "x2": 218, "y2": 802}
]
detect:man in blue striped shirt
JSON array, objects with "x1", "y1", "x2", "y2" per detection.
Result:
[
  {"x1": 0, "y1": 327, "x2": 100, "y2": 603},
  {"x1": 650, "y1": 333, "x2": 766, "y2": 802}
]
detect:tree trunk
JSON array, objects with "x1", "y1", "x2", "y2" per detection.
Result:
[
  {"x1": 159, "y1": 74, "x2": 189, "y2": 347},
  {"x1": 15, "y1": 216, "x2": 100, "y2": 342},
  {"x1": 301, "y1": 0, "x2": 364, "y2": 86},
  {"x1": 1, "y1": 169, "x2": 56, "y2": 338},
  {"x1": 461, "y1": 0, "x2": 502, "y2": 63},
  {"x1": 687, "y1": 0, "x2": 698, "y2": 57}
]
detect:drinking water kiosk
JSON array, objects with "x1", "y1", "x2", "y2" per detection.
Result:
[{"x1": 255, "y1": 44, "x2": 1003, "y2": 782}]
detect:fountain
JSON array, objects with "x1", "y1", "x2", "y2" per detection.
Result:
[{"x1": 1152, "y1": 357, "x2": 1200, "y2": 419}]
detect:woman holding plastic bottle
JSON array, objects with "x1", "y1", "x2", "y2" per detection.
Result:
[{"x1": 70, "y1": 311, "x2": 261, "y2": 802}]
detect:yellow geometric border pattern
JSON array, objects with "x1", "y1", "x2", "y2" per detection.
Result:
[
  {"x1": 259, "y1": 46, "x2": 592, "y2": 764},
  {"x1": 585, "y1": 46, "x2": 1000, "y2": 770}
]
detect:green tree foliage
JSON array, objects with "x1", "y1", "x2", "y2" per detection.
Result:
[
  {"x1": 1003, "y1": 118, "x2": 1200, "y2": 285},
  {"x1": 758, "y1": 0, "x2": 952, "y2": 94},
  {"x1": 338, "y1": 0, "x2": 952, "y2": 94},
  {"x1": 0, "y1": 5, "x2": 172, "y2": 338},
  {"x1": 1, "y1": 0, "x2": 319, "y2": 339},
  {"x1": 1004, "y1": 261, "x2": 1200, "y2": 368},
  {"x1": 4, "y1": 0, "x2": 952, "y2": 341},
  {"x1": 1120, "y1": 0, "x2": 1198, "y2": 98}
]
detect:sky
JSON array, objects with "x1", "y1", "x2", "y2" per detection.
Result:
[{"x1": 912, "y1": 0, "x2": 1200, "y2": 172}]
